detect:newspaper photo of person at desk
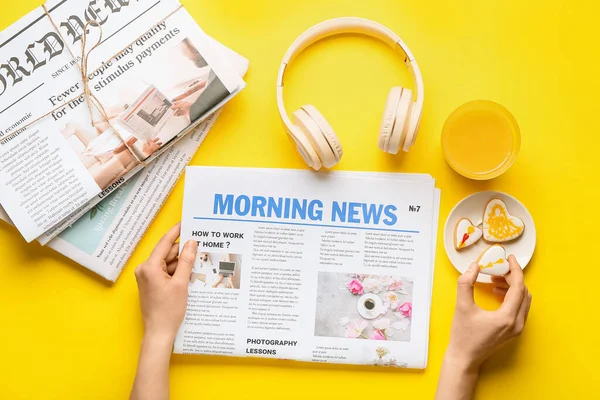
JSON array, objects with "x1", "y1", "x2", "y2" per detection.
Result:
[
  {"x1": 169, "y1": 38, "x2": 231, "y2": 123},
  {"x1": 189, "y1": 252, "x2": 242, "y2": 290},
  {"x1": 92, "y1": 37, "x2": 231, "y2": 162},
  {"x1": 57, "y1": 36, "x2": 230, "y2": 190},
  {"x1": 116, "y1": 37, "x2": 230, "y2": 156}
]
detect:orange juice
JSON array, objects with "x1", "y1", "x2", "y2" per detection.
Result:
[{"x1": 442, "y1": 100, "x2": 520, "y2": 180}]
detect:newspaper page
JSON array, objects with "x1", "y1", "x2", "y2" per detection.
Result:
[
  {"x1": 0, "y1": 0, "x2": 245, "y2": 242},
  {"x1": 0, "y1": 37, "x2": 249, "y2": 281},
  {"x1": 32, "y1": 31, "x2": 250, "y2": 247},
  {"x1": 175, "y1": 167, "x2": 440, "y2": 369}
]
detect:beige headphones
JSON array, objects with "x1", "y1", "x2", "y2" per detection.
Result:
[{"x1": 277, "y1": 17, "x2": 424, "y2": 170}]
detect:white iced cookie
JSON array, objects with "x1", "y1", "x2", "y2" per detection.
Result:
[
  {"x1": 454, "y1": 218, "x2": 483, "y2": 250},
  {"x1": 482, "y1": 199, "x2": 525, "y2": 243},
  {"x1": 476, "y1": 245, "x2": 509, "y2": 276}
]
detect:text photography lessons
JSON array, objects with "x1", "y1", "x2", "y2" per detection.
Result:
[{"x1": 175, "y1": 167, "x2": 440, "y2": 368}]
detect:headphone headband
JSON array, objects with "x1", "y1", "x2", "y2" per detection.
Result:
[
  {"x1": 277, "y1": 17, "x2": 423, "y2": 93},
  {"x1": 279, "y1": 17, "x2": 413, "y2": 68}
]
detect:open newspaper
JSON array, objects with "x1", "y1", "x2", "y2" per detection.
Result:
[
  {"x1": 175, "y1": 167, "x2": 440, "y2": 368},
  {"x1": 0, "y1": 0, "x2": 245, "y2": 243},
  {"x1": 0, "y1": 36, "x2": 249, "y2": 282}
]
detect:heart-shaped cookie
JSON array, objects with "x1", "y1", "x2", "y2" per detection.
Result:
[
  {"x1": 454, "y1": 218, "x2": 483, "y2": 250},
  {"x1": 477, "y1": 245, "x2": 510, "y2": 276},
  {"x1": 482, "y1": 199, "x2": 525, "y2": 243}
]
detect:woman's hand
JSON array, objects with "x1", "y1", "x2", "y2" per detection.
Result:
[
  {"x1": 436, "y1": 255, "x2": 532, "y2": 400},
  {"x1": 134, "y1": 223, "x2": 198, "y2": 343},
  {"x1": 141, "y1": 137, "x2": 163, "y2": 157},
  {"x1": 131, "y1": 224, "x2": 198, "y2": 400},
  {"x1": 171, "y1": 100, "x2": 193, "y2": 122},
  {"x1": 447, "y1": 255, "x2": 532, "y2": 370},
  {"x1": 171, "y1": 80, "x2": 207, "y2": 102}
]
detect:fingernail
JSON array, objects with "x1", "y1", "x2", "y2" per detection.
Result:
[
  {"x1": 185, "y1": 239, "x2": 198, "y2": 249},
  {"x1": 468, "y1": 262, "x2": 478, "y2": 272}
]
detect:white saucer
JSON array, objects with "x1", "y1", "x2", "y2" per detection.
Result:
[
  {"x1": 443, "y1": 191, "x2": 536, "y2": 283},
  {"x1": 357, "y1": 293, "x2": 383, "y2": 319}
]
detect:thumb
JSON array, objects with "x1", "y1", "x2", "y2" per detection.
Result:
[
  {"x1": 457, "y1": 262, "x2": 479, "y2": 308},
  {"x1": 174, "y1": 239, "x2": 198, "y2": 283}
]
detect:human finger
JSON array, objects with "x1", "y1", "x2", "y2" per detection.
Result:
[
  {"x1": 500, "y1": 255, "x2": 526, "y2": 315},
  {"x1": 523, "y1": 291, "x2": 532, "y2": 324},
  {"x1": 173, "y1": 240, "x2": 198, "y2": 283},
  {"x1": 457, "y1": 262, "x2": 480, "y2": 308},
  {"x1": 491, "y1": 275, "x2": 509, "y2": 288},
  {"x1": 166, "y1": 259, "x2": 178, "y2": 276},
  {"x1": 165, "y1": 242, "x2": 179, "y2": 264},
  {"x1": 493, "y1": 287, "x2": 508, "y2": 296},
  {"x1": 149, "y1": 223, "x2": 181, "y2": 262},
  {"x1": 504, "y1": 255, "x2": 524, "y2": 288},
  {"x1": 513, "y1": 287, "x2": 532, "y2": 334}
]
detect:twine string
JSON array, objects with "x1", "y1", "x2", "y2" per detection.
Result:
[{"x1": 2, "y1": 4, "x2": 186, "y2": 164}]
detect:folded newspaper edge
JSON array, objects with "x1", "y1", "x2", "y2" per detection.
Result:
[
  {"x1": 174, "y1": 167, "x2": 441, "y2": 369},
  {"x1": 0, "y1": 36, "x2": 249, "y2": 282},
  {"x1": 0, "y1": 0, "x2": 245, "y2": 243}
]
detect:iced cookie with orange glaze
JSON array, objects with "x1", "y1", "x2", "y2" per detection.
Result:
[
  {"x1": 482, "y1": 199, "x2": 524, "y2": 243},
  {"x1": 454, "y1": 218, "x2": 483, "y2": 250},
  {"x1": 476, "y1": 245, "x2": 510, "y2": 276}
]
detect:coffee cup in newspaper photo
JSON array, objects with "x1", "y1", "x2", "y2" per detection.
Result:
[{"x1": 315, "y1": 272, "x2": 414, "y2": 342}]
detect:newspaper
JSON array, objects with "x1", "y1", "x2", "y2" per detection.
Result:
[
  {"x1": 0, "y1": 0, "x2": 245, "y2": 243},
  {"x1": 0, "y1": 36, "x2": 248, "y2": 281},
  {"x1": 175, "y1": 167, "x2": 440, "y2": 369}
]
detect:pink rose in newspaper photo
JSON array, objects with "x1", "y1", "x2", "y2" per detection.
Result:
[
  {"x1": 370, "y1": 329, "x2": 387, "y2": 340},
  {"x1": 315, "y1": 272, "x2": 414, "y2": 343},
  {"x1": 383, "y1": 292, "x2": 401, "y2": 311},
  {"x1": 387, "y1": 278, "x2": 404, "y2": 291},
  {"x1": 346, "y1": 279, "x2": 364, "y2": 295},
  {"x1": 345, "y1": 319, "x2": 368, "y2": 338},
  {"x1": 398, "y1": 302, "x2": 413, "y2": 318}
]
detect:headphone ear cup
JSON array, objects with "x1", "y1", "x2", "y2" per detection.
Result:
[
  {"x1": 287, "y1": 124, "x2": 322, "y2": 170},
  {"x1": 379, "y1": 87, "x2": 402, "y2": 152},
  {"x1": 292, "y1": 107, "x2": 338, "y2": 168},
  {"x1": 385, "y1": 88, "x2": 413, "y2": 154},
  {"x1": 301, "y1": 105, "x2": 343, "y2": 162},
  {"x1": 402, "y1": 102, "x2": 421, "y2": 152}
]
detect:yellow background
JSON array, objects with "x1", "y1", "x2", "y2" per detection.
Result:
[{"x1": 1, "y1": 0, "x2": 598, "y2": 398}]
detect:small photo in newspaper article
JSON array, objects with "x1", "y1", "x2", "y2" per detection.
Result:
[
  {"x1": 107, "y1": 36, "x2": 230, "y2": 161},
  {"x1": 190, "y1": 252, "x2": 242, "y2": 290},
  {"x1": 58, "y1": 38, "x2": 230, "y2": 189},
  {"x1": 314, "y1": 272, "x2": 414, "y2": 342},
  {"x1": 60, "y1": 121, "x2": 138, "y2": 190}
]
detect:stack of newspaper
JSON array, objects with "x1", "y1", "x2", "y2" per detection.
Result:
[
  {"x1": 176, "y1": 167, "x2": 440, "y2": 368},
  {"x1": 0, "y1": 0, "x2": 249, "y2": 281}
]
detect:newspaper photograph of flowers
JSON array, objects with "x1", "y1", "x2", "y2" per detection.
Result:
[{"x1": 314, "y1": 272, "x2": 414, "y2": 342}]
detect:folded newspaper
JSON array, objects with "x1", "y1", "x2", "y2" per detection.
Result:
[
  {"x1": 0, "y1": 0, "x2": 245, "y2": 243},
  {"x1": 176, "y1": 167, "x2": 440, "y2": 368},
  {"x1": 0, "y1": 35, "x2": 249, "y2": 282}
]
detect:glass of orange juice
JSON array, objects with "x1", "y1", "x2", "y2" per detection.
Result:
[{"x1": 442, "y1": 100, "x2": 520, "y2": 180}]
